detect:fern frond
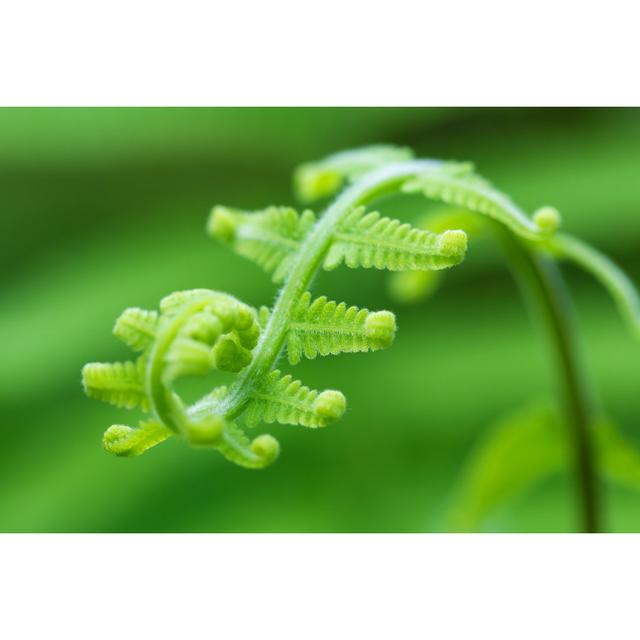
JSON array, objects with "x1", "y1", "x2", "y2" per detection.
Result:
[
  {"x1": 549, "y1": 233, "x2": 640, "y2": 338},
  {"x1": 208, "y1": 205, "x2": 316, "y2": 283},
  {"x1": 244, "y1": 370, "x2": 346, "y2": 428},
  {"x1": 216, "y1": 422, "x2": 279, "y2": 469},
  {"x1": 294, "y1": 145, "x2": 414, "y2": 202},
  {"x1": 160, "y1": 288, "x2": 260, "y2": 350},
  {"x1": 82, "y1": 359, "x2": 147, "y2": 410},
  {"x1": 402, "y1": 163, "x2": 555, "y2": 241},
  {"x1": 286, "y1": 292, "x2": 396, "y2": 364},
  {"x1": 102, "y1": 420, "x2": 172, "y2": 457},
  {"x1": 324, "y1": 206, "x2": 467, "y2": 272},
  {"x1": 113, "y1": 307, "x2": 158, "y2": 351}
]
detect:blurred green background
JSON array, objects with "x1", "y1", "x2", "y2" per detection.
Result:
[{"x1": 1, "y1": 107, "x2": 639, "y2": 532}]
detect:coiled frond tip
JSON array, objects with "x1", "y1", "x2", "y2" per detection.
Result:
[
  {"x1": 208, "y1": 206, "x2": 237, "y2": 243},
  {"x1": 250, "y1": 434, "x2": 280, "y2": 465},
  {"x1": 533, "y1": 207, "x2": 561, "y2": 233},
  {"x1": 437, "y1": 229, "x2": 468, "y2": 257},
  {"x1": 364, "y1": 311, "x2": 396, "y2": 349},
  {"x1": 314, "y1": 390, "x2": 347, "y2": 423},
  {"x1": 294, "y1": 164, "x2": 343, "y2": 203}
]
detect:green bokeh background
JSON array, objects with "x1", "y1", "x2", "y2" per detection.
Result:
[{"x1": 1, "y1": 107, "x2": 639, "y2": 532}]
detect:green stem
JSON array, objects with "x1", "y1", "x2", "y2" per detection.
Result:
[
  {"x1": 217, "y1": 159, "x2": 442, "y2": 418},
  {"x1": 501, "y1": 231, "x2": 600, "y2": 532},
  {"x1": 196, "y1": 153, "x2": 602, "y2": 530}
]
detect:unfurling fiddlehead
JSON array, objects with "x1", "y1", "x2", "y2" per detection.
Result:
[
  {"x1": 83, "y1": 145, "x2": 640, "y2": 492},
  {"x1": 83, "y1": 146, "x2": 468, "y2": 468}
]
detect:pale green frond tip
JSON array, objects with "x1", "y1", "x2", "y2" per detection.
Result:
[
  {"x1": 113, "y1": 307, "x2": 158, "y2": 351},
  {"x1": 314, "y1": 390, "x2": 346, "y2": 423},
  {"x1": 294, "y1": 145, "x2": 414, "y2": 202},
  {"x1": 364, "y1": 311, "x2": 396, "y2": 349},
  {"x1": 294, "y1": 164, "x2": 343, "y2": 203},
  {"x1": 102, "y1": 421, "x2": 172, "y2": 457},
  {"x1": 82, "y1": 360, "x2": 146, "y2": 410},
  {"x1": 437, "y1": 229, "x2": 468, "y2": 257},
  {"x1": 103, "y1": 425, "x2": 137, "y2": 456},
  {"x1": 250, "y1": 434, "x2": 280, "y2": 465},
  {"x1": 208, "y1": 205, "x2": 237, "y2": 243},
  {"x1": 533, "y1": 206, "x2": 561, "y2": 233},
  {"x1": 187, "y1": 416, "x2": 225, "y2": 447}
]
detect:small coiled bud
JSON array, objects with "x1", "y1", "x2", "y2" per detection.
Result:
[
  {"x1": 437, "y1": 229, "x2": 468, "y2": 257},
  {"x1": 294, "y1": 164, "x2": 343, "y2": 203},
  {"x1": 533, "y1": 206, "x2": 561, "y2": 233},
  {"x1": 210, "y1": 299, "x2": 237, "y2": 332},
  {"x1": 314, "y1": 390, "x2": 347, "y2": 424},
  {"x1": 102, "y1": 421, "x2": 171, "y2": 457},
  {"x1": 234, "y1": 306, "x2": 260, "y2": 349},
  {"x1": 103, "y1": 424, "x2": 135, "y2": 456},
  {"x1": 365, "y1": 310, "x2": 396, "y2": 350},
  {"x1": 251, "y1": 434, "x2": 280, "y2": 465},
  {"x1": 207, "y1": 206, "x2": 237, "y2": 243}
]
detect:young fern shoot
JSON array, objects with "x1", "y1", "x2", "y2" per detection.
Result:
[
  {"x1": 82, "y1": 143, "x2": 640, "y2": 522},
  {"x1": 82, "y1": 146, "x2": 468, "y2": 468}
]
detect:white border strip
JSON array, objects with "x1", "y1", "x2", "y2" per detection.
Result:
[
  {"x1": 1, "y1": 1, "x2": 639, "y2": 105},
  {"x1": 0, "y1": 534, "x2": 637, "y2": 639}
]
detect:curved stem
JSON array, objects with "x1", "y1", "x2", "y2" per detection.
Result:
[
  {"x1": 500, "y1": 231, "x2": 600, "y2": 532},
  {"x1": 196, "y1": 153, "x2": 602, "y2": 530},
  {"x1": 217, "y1": 159, "x2": 442, "y2": 418}
]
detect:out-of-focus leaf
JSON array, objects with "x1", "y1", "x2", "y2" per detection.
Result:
[
  {"x1": 387, "y1": 270, "x2": 443, "y2": 305},
  {"x1": 597, "y1": 422, "x2": 640, "y2": 490},
  {"x1": 443, "y1": 405, "x2": 566, "y2": 532},
  {"x1": 444, "y1": 403, "x2": 640, "y2": 532}
]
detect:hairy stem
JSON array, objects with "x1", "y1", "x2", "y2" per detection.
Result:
[
  {"x1": 217, "y1": 160, "x2": 442, "y2": 418},
  {"x1": 501, "y1": 231, "x2": 600, "y2": 532}
]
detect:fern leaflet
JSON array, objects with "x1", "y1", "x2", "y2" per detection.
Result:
[
  {"x1": 103, "y1": 420, "x2": 172, "y2": 457},
  {"x1": 286, "y1": 292, "x2": 396, "y2": 364},
  {"x1": 113, "y1": 307, "x2": 159, "y2": 352},
  {"x1": 208, "y1": 205, "x2": 316, "y2": 282},
  {"x1": 244, "y1": 370, "x2": 346, "y2": 428},
  {"x1": 216, "y1": 424, "x2": 279, "y2": 469},
  {"x1": 82, "y1": 359, "x2": 147, "y2": 410},
  {"x1": 324, "y1": 206, "x2": 467, "y2": 271}
]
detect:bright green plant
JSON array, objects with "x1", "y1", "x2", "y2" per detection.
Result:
[{"x1": 82, "y1": 145, "x2": 640, "y2": 530}]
